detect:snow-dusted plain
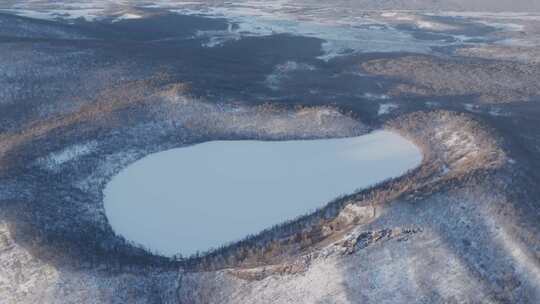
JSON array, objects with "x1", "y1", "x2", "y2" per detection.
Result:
[{"x1": 0, "y1": 0, "x2": 488, "y2": 60}]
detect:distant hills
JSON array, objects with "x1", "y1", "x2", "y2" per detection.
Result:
[
  {"x1": 1, "y1": 0, "x2": 540, "y2": 15},
  {"x1": 301, "y1": 0, "x2": 540, "y2": 12}
]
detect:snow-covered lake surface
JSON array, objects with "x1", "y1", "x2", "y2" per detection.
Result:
[{"x1": 103, "y1": 131, "x2": 422, "y2": 257}]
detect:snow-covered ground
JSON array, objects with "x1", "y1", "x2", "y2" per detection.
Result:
[
  {"x1": 38, "y1": 141, "x2": 98, "y2": 171},
  {"x1": 264, "y1": 61, "x2": 316, "y2": 90},
  {"x1": 103, "y1": 131, "x2": 421, "y2": 257},
  {"x1": 112, "y1": 13, "x2": 142, "y2": 22},
  {"x1": 0, "y1": 1, "x2": 476, "y2": 60},
  {"x1": 0, "y1": 1, "x2": 114, "y2": 21},
  {"x1": 166, "y1": 3, "x2": 451, "y2": 60},
  {"x1": 378, "y1": 103, "x2": 398, "y2": 115}
]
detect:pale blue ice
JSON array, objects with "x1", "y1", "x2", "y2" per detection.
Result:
[{"x1": 104, "y1": 131, "x2": 422, "y2": 256}]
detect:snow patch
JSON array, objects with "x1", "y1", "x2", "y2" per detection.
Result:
[
  {"x1": 378, "y1": 103, "x2": 398, "y2": 115},
  {"x1": 488, "y1": 107, "x2": 509, "y2": 117},
  {"x1": 113, "y1": 13, "x2": 142, "y2": 22},
  {"x1": 464, "y1": 103, "x2": 481, "y2": 113},
  {"x1": 434, "y1": 126, "x2": 481, "y2": 170},
  {"x1": 435, "y1": 11, "x2": 540, "y2": 21},
  {"x1": 265, "y1": 61, "x2": 315, "y2": 90},
  {"x1": 363, "y1": 93, "x2": 390, "y2": 101},
  {"x1": 380, "y1": 12, "x2": 458, "y2": 31},
  {"x1": 1, "y1": 8, "x2": 106, "y2": 21},
  {"x1": 39, "y1": 141, "x2": 98, "y2": 171}
]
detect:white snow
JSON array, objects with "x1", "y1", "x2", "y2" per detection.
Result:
[
  {"x1": 378, "y1": 103, "x2": 398, "y2": 115},
  {"x1": 39, "y1": 141, "x2": 98, "y2": 171},
  {"x1": 0, "y1": 1, "x2": 480, "y2": 60},
  {"x1": 464, "y1": 103, "x2": 481, "y2": 113},
  {"x1": 104, "y1": 131, "x2": 421, "y2": 257},
  {"x1": 434, "y1": 11, "x2": 540, "y2": 21},
  {"x1": 363, "y1": 93, "x2": 390, "y2": 101},
  {"x1": 264, "y1": 61, "x2": 315, "y2": 90},
  {"x1": 488, "y1": 107, "x2": 509, "y2": 117},
  {"x1": 112, "y1": 13, "x2": 142, "y2": 22},
  {"x1": 380, "y1": 12, "x2": 458, "y2": 31},
  {"x1": 416, "y1": 20, "x2": 443, "y2": 30},
  {"x1": 166, "y1": 3, "x2": 447, "y2": 60},
  {"x1": 0, "y1": 8, "x2": 106, "y2": 21}
]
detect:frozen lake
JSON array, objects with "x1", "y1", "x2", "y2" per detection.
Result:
[{"x1": 103, "y1": 131, "x2": 422, "y2": 257}]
